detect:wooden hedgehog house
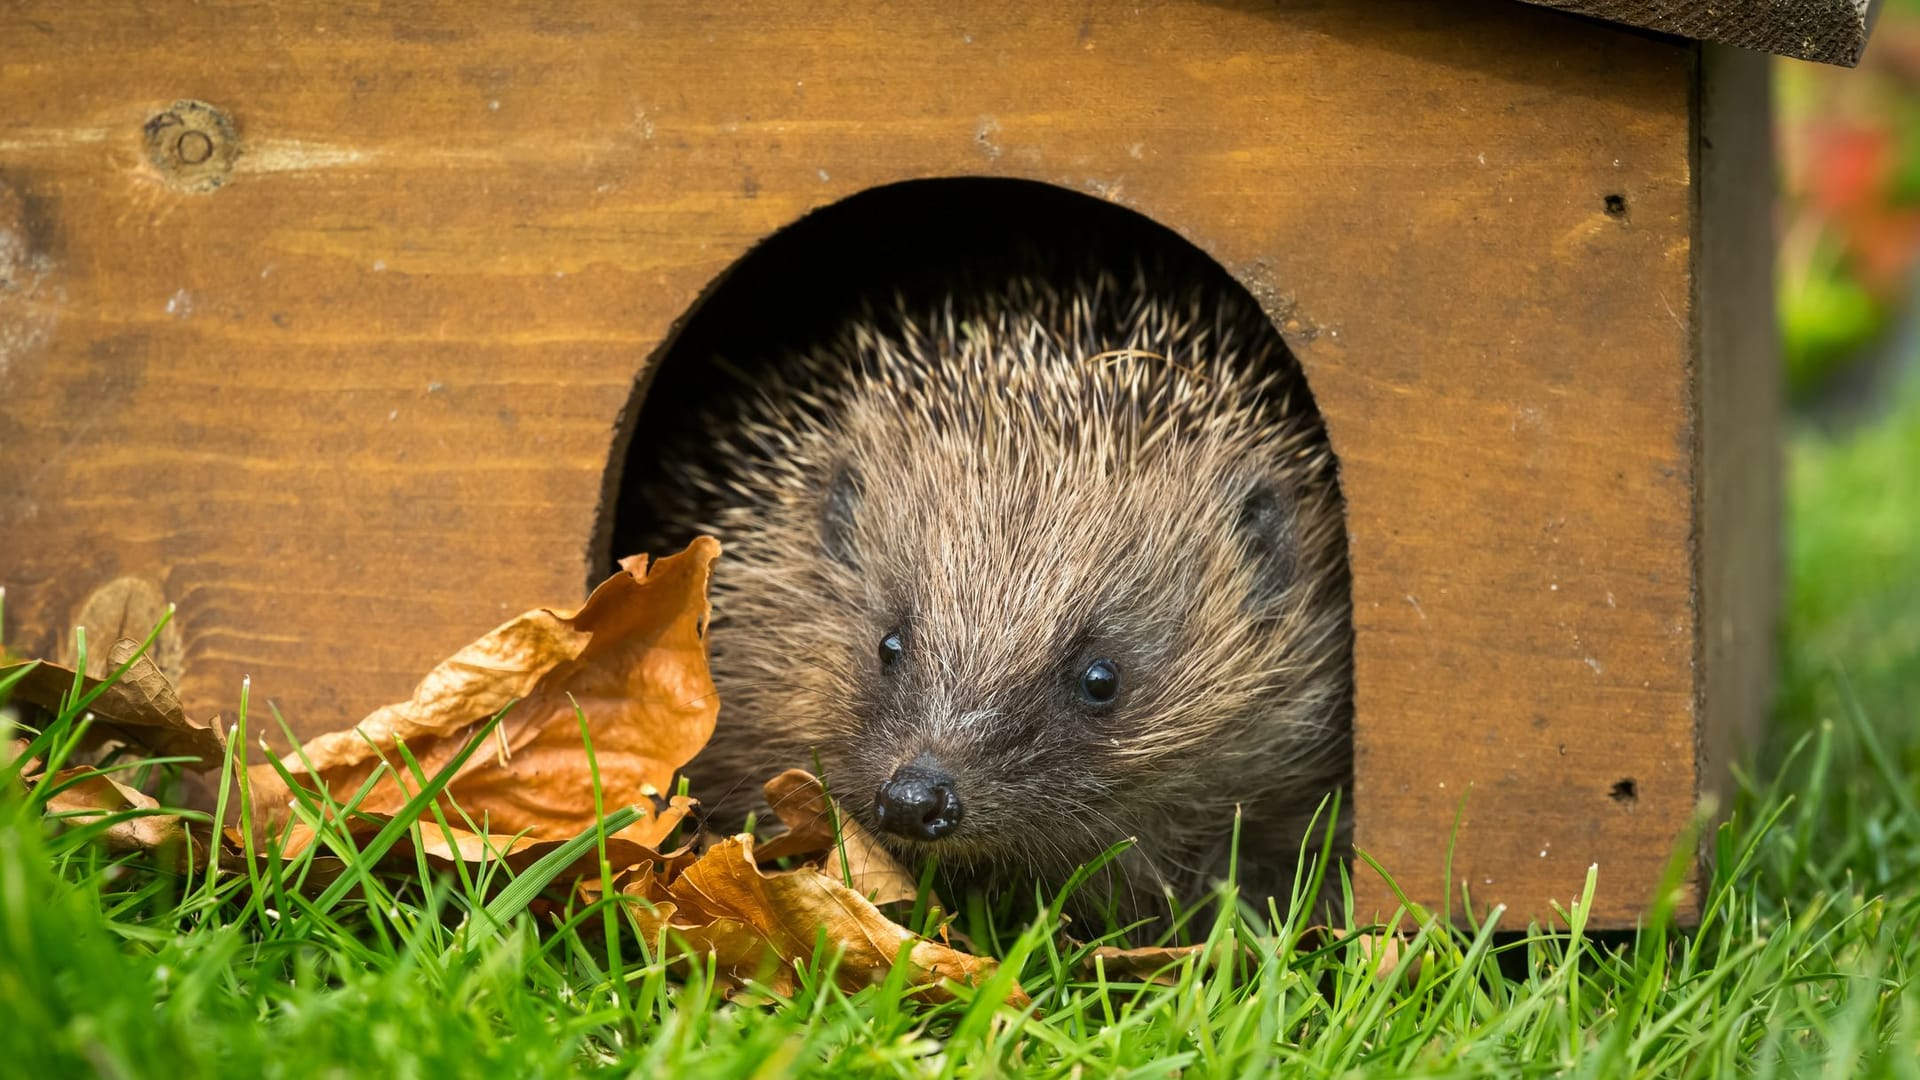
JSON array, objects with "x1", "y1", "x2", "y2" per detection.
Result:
[{"x1": 0, "y1": 1, "x2": 1882, "y2": 927}]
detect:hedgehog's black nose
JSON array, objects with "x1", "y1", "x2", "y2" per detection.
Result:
[{"x1": 874, "y1": 757, "x2": 963, "y2": 841}]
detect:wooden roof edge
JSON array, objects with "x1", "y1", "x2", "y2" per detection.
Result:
[{"x1": 1517, "y1": 0, "x2": 1881, "y2": 66}]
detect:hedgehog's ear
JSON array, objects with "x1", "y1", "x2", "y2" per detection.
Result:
[
  {"x1": 1234, "y1": 476, "x2": 1298, "y2": 607},
  {"x1": 821, "y1": 464, "x2": 864, "y2": 568}
]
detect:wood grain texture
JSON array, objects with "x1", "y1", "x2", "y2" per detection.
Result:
[
  {"x1": 0, "y1": 0, "x2": 1729, "y2": 926},
  {"x1": 1519, "y1": 0, "x2": 1879, "y2": 65}
]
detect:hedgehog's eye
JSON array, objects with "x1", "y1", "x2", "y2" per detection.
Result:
[
  {"x1": 1078, "y1": 659, "x2": 1121, "y2": 704},
  {"x1": 879, "y1": 630, "x2": 905, "y2": 671}
]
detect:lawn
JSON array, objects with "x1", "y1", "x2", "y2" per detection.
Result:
[{"x1": 3, "y1": 385, "x2": 1919, "y2": 1079}]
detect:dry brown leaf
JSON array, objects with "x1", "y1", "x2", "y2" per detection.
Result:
[
  {"x1": 0, "y1": 638, "x2": 227, "y2": 767},
  {"x1": 1081, "y1": 943, "x2": 1212, "y2": 986},
  {"x1": 4, "y1": 738, "x2": 35, "y2": 773},
  {"x1": 754, "y1": 769, "x2": 920, "y2": 906},
  {"x1": 14, "y1": 537, "x2": 1035, "y2": 1010},
  {"x1": 39, "y1": 765, "x2": 194, "y2": 860},
  {"x1": 64, "y1": 577, "x2": 184, "y2": 684},
  {"x1": 1329, "y1": 928, "x2": 1422, "y2": 984},
  {"x1": 259, "y1": 538, "x2": 721, "y2": 844},
  {"x1": 242, "y1": 793, "x2": 700, "y2": 896},
  {"x1": 628, "y1": 834, "x2": 1024, "y2": 1005}
]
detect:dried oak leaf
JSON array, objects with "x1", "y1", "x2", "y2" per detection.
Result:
[
  {"x1": 0, "y1": 638, "x2": 226, "y2": 768},
  {"x1": 4, "y1": 738, "x2": 36, "y2": 774},
  {"x1": 259, "y1": 792, "x2": 695, "y2": 864},
  {"x1": 754, "y1": 768, "x2": 919, "y2": 906},
  {"x1": 37, "y1": 766, "x2": 193, "y2": 860},
  {"x1": 1330, "y1": 927, "x2": 1423, "y2": 984},
  {"x1": 257, "y1": 538, "x2": 721, "y2": 845},
  {"x1": 1081, "y1": 943, "x2": 1213, "y2": 986},
  {"x1": 244, "y1": 794, "x2": 699, "y2": 897},
  {"x1": 628, "y1": 833, "x2": 1025, "y2": 1006},
  {"x1": 63, "y1": 577, "x2": 184, "y2": 684}
]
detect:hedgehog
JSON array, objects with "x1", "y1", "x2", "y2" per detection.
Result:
[{"x1": 639, "y1": 261, "x2": 1352, "y2": 923}]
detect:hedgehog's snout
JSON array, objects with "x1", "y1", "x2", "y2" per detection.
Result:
[{"x1": 873, "y1": 752, "x2": 964, "y2": 841}]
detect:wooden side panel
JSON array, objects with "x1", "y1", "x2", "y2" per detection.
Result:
[
  {"x1": 0, "y1": 0, "x2": 1700, "y2": 926},
  {"x1": 1520, "y1": 0, "x2": 1878, "y2": 66},
  {"x1": 1696, "y1": 46, "x2": 1781, "y2": 836}
]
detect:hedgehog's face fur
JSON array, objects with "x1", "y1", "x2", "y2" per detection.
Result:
[
  {"x1": 814, "y1": 434, "x2": 1343, "y2": 881},
  {"x1": 681, "y1": 277, "x2": 1351, "y2": 915}
]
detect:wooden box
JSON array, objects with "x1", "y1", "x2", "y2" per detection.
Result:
[{"x1": 0, "y1": 0, "x2": 1850, "y2": 927}]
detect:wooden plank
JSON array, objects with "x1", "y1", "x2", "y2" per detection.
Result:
[
  {"x1": 1519, "y1": 0, "x2": 1879, "y2": 65},
  {"x1": 0, "y1": 0, "x2": 1701, "y2": 926},
  {"x1": 1695, "y1": 45, "x2": 1781, "y2": 858}
]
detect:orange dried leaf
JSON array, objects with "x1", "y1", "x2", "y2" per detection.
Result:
[
  {"x1": 755, "y1": 769, "x2": 919, "y2": 906},
  {"x1": 41, "y1": 766, "x2": 193, "y2": 859},
  {"x1": 0, "y1": 638, "x2": 226, "y2": 767},
  {"x1": 1329, "y1": 928, "x2": 1422, "y2": 984},
  {"x1": 247, "y1": 795, "x2": 699, "y2": 890},
  {"x1": 630, "y1": 835, "x2": 1023, "y2": 1005},
  {"x1": 1082, "y1": 943, "x2": 1213, "y2": 986},
  {"x1": 259, "y1": 538, "x2": 721, "y2": 843},
  {"x1": 4, "y1": 738, "x2": 35, "y2": 774}
]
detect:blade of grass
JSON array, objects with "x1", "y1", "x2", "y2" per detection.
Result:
[
  {"x1": 471, "y1": 805, "x2": 644, "y2": 938},
  {"x1": 309, "y1": 705, "x2": 512, "y2": 913}
]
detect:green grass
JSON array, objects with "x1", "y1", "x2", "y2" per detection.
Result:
[{"x1": 5, "y1": 378, "x2": 1920, "y2": 1078}]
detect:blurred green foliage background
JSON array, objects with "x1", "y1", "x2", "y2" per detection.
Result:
[
  {"x1": 1779, "y1": 0, "x2": 1920, "y2": 405},
  {"x1": 1777, "y1": 5, "x2": 1920, "y2": 794}
]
